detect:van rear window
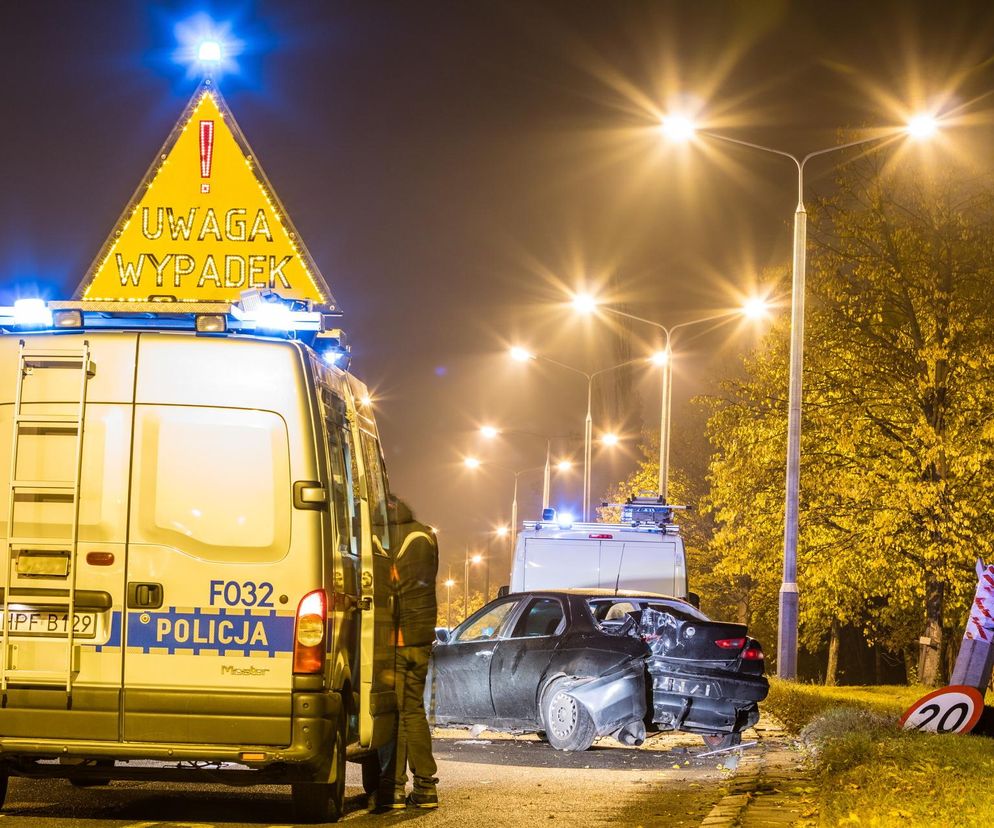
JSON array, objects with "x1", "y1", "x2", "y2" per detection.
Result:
[{"x1": 132, "y1": 406, "x2": 291, "y2": 562}]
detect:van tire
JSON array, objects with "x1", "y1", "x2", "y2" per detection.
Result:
[
  {"x1": 292, "y1": 709, "x2": 347, "y2": 823},
  {"x1": 0, "y1": 769, "x2": 7, "y2": 809},
  {"x1": 541, "y1": 678, "x2": 596, "y2": 752},
  {"x1": 360, "y1": 752, "x2": 381, "y2": 795},
  {"x1": 329, "y1": 709, "x2": 347, "y2": 822}
]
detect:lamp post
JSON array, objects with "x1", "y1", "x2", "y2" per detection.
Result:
[
  {"x1": 463, "y1": 549, "x2": 482, "y2": 620},
  {"x1": 444, "y1": 575, "x2": 455, "y2": 630},
  {"x1": 464, "y1": 458, "x2": 561, "y2": 550},
  {"x1": 573, "y1": 299, "x2": 769, "y2": 502},
  {"x1": 510, "y1": 348, "x2": 638, "y2": 520},
  {"x1": 660, "y1": 111, "x2": 940, "y2": 679},
  {"x1": 478, "y1": 426, "x2": 574, "y2": 509}
]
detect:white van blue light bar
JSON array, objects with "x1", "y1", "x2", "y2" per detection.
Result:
[{"x1": 0, "y1": 292, "x2": 345, "y2": 357}]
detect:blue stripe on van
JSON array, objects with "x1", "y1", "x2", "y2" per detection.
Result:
[{"x1": 125, "y1": 606, "x2": 295, "y2": 656}]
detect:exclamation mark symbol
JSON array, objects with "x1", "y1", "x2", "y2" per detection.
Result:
[{"x1": 199, "y1": 120, "x2": 215, "y2": 194}]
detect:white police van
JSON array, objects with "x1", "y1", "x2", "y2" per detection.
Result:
[
  {"x1": 508, "y1": 499, "x2": 691, "y2": 600},
  {"x1": 0, "y1": 297, "x2": 396, "y2": 822}
]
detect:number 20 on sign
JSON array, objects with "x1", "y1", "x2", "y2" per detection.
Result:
[{"x1": 900, "y1": 685, "x2": 984, "y2": 734}]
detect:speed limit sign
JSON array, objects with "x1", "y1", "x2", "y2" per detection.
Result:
[{"x1": 900, "y1": 685, "x2": 984, "y2": 734}]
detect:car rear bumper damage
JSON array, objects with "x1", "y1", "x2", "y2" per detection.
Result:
[
  {"x1": 647, "y1": 660, "x2": 768, "y2": 735},
  {"x1": 562, "y1": 660, "x2": 647, "y2": 745}
]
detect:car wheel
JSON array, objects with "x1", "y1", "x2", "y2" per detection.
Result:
[
  {"x1": 542, "y1": 679, "x2": 596, "y2": 752},
  {"x1": 70, "y1": 759, "x2": 113, "y2": 787},
  {"x1": 702, "y1": 732, "x2": 742, "y2": 750}
]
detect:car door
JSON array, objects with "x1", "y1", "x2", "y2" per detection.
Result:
[
  {"x1": 429, "y1": 597, "x2": 521, "y2": 723},
  {"x1": 490, "y1": 596, "x2": 567, "y2": 724}
]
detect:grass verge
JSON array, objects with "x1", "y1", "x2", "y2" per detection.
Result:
[{"x1": 762, "y1": 682, "x2": 994, "y2": 827}]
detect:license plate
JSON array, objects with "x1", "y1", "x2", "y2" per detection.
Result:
[{"x1": 1, "y1": 610, "x2": 97, "y2": 639}]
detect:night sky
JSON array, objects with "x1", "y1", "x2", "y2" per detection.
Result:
[{"x1": 3, "y1": 1, "x2": 994, "y2": 583}]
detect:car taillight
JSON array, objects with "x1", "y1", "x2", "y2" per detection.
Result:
[
  {"x1": 715, "y1": 637, "x2": 746, "y2": 650},
  {"x1": 293, "y1": 589, "x2": 327, "y2": 674},
  {"x1": 742, "y1": 645, "x2": 764, "y2": 660}
]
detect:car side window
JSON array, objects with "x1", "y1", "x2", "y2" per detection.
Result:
[
  {"x1": 512, "y1": 598, "x2": 565, "y2": 638},
  {"x1": 455, "y1": 601, "x2": 519, "y2": 642}
]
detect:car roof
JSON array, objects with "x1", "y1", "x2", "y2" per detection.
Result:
[{"x1": 511, "y1": 588, "x2": 686, "y2": 601}]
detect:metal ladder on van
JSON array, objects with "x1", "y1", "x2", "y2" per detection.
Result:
[{"x1": 1, "y1": 340, "x2": 92, "y2": 698}]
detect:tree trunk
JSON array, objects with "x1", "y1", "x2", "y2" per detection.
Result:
[
  {"x1": 825, "y1": 619, "x2": 841, "y2": 686},
  {"x1": 874, "y1": 646, "x2": 883, "y2": 685},
  {"x1": 919, "y1": 576, "x2": 946, "y2": 687}
]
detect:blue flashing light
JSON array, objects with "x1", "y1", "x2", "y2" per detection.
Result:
[
  {"x1": 13, "y1": 299, "x2": 52, "y2": 329},
  {"x1": 198, "y1": 40, "x2": 222, "y2": 63},
  {"x1": 173, "y1": 14, "x2": 244, "y2": 79},
  {"x1": 557, "y1": 512, "x2": 575, "y2": 530}
]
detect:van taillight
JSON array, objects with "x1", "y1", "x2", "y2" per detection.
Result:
[
  {"x1": 589, "y1": 533, "x2": 613, "y2": 539},
  {"x1": 715, "y1": 637, "x2": 746, "y2": 650},
  {"x1": 293, "y1": 589, "x2": 327, "y2": 674}
]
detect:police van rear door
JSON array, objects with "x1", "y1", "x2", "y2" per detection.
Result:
[
  {"x1": 0, "y1": 332, "x2": 134, "y2": 742},
  {"x1": 120, "y1": 334, "x2": 319, "y2": 746}
]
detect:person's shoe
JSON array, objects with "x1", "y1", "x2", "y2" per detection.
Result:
[
  {"x1": 367, "y1": 786, "x2": 407, "y2": 812},
  {"x1": 406, "y1": 788, "x2": 439, "y2": 809}
]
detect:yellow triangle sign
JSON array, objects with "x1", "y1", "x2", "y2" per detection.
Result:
[{"x1": 77, "y1": 80, "x2": 336, "y2": 309}]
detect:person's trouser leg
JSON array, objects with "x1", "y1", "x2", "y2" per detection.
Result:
[{"x1": 398, "y1": 644, "x2": 437, "y2": 792}]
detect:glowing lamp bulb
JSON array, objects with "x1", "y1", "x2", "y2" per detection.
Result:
[
  {"x1": 907, "y1": 113, "x2": 938, "y2": 140},
  {"x1": 495, "y1": 526, "x2": 509, "y2": 537},
  {"x1": 510, "y1": 346, "x2": 534, "y2": 362},
  {"x1": 660, "y1": 115, "x2": 697, "y2": 142},
  {"x1": 742, "y1": 297, "x2": 770, "y2": 319},
  {"x1": 651, "y1": 350, "x2": 670, "y2": 366},
  {"x1": 464, "y1": 457, "x2": 482, "y2": 470},
  {"x1": 444, "y1": 579, "x2": 455, "y2": 588},
  {"x1": 556, "y1": 460, "x2": 572, "y2": 472},
  {"x1": 572, "y1": 293, "x2": 598, "y2": 314},
  {"x1": 601, "y1": 433, "x2": 620, "y2": 447},
  {"x1": 471, "y1": 554, "x2": 483, "y2": 564},
  {"x1": 198, "y1": 40, "x2": 222, "y2": 63},
  {"x1": 480, "y1": 425, "x2": 500, "y2": 439}
]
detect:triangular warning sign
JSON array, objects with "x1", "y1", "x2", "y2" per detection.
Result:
[{"x1": 77, "y1": 79, "x2": 336, "y2": 309}]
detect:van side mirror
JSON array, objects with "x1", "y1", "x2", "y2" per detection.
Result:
[
  {"x1": 687, "y1": 591, "x2": 701, "y2": 609},
  {"x1": 497, "y1": 585, "x2": 509, "y2": 598},
  {"x1": 435, "y1": 627, "x2": 450, "y2": 644}
]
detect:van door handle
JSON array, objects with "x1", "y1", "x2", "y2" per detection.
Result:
[
  {"x1": 475, "y1": 649, "x2": 494, "y2": 657},
  {"x1": 127, "y1": 582, "x2": 164, "y2": 609}
]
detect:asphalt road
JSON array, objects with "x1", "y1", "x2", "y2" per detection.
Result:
[{"x1": 0, "y1": 730, "x2": 740, "y2": 828}]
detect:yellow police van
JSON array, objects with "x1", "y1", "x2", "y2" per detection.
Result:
[
  {"x1": 0, "y1": 299, "x2": 396, "y2": 822},
  {"x1": 0, "y1": 77, "x2": 401, "y2": 823}
]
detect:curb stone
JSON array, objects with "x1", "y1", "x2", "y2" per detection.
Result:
[{"x1": 698, "y1": 721, "x2": 815, "y2": 827}]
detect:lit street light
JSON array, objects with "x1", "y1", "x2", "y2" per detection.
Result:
[
  {"x1": 478, "y1": 425, "x2": 575, "y2": 509},
  {"x1": 572, "y1": 295, "x2": 768, "y2": 502},
  {"x1": 444, "y1": 576, "x2": 455, "y2": 630},
  {"x1": 660, "y1": 109, "x2": 942, "y2": 679},
  {"x1": 463, "y1": 550, "x2": 483, "y2": 620},
  {"x1": 508, "y1": 348, "x2": 639, "y2": 521},
  {"x1": 464, "y1": 457, "x2": 564, "y2": 551}
]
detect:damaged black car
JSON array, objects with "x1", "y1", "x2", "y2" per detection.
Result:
[{"x1": 427, "y1": 590, "x2": 768, "y2": 751}]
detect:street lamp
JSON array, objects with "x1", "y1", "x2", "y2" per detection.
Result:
[
  {"x1": 464, "y1": 458, "x2": 560, "y2": 551},
  {"x1": 478, "y1": 425, "x2": 575, "y2": 509},
  {"x1": 572, "y1": 296, "x2": 767, "y2": 502},
  {"x1": 508, "y1": 348, "x2": 642, "y2": 521},
  {"x1": 660, "y1": 110, "x2": 942, "y2": 679},
  {"x1": 443, "y1": 576, "x2": 455, "y2": 630},
  {"x1": 463, "y1": 551, "x2": 483, "y2": 619}
]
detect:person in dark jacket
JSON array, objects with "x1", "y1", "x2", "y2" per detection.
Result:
[{"x1": 373, "y1": 497, "x2": 440, "y2": 811}]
